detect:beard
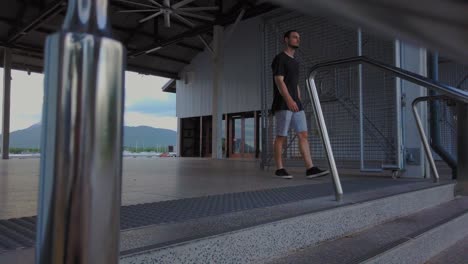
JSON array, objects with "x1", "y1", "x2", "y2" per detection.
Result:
[{"x1": 288, "y1": 43, "x2": 299, "y2": 49}]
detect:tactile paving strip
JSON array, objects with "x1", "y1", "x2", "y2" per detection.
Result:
[{"x1": 0, "y1": 179, "x2": 414, "y2": 253}]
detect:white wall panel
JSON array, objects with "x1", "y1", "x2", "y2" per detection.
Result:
[{"x1": 176, "y1": 17, "x2": 263, "y2": 118}]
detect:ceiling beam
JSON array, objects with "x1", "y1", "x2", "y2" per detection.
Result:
[
  {"x1": 127, "y1": 48, "x2": 190, "y2": 64},
  {"x1": 130, "y1": 3, "x2": 277, "y2": 57},
  {"x1": 0, "y1": 42, "x2": 43, "y2": 55},
  {"x1": 146, "y1": 53, "x2": 189, "y2": 64},
  {"x1": 111, "y1": 24, "x2": 204, "y2": 52},
  {"x1": 176, "y1": 42, "x2": 203, "y2": 52},
  {"x1": 110, "y1": 0, "x2": 203, "y2": 31},
  {"x1": 127, "y1": 63, "x2": 179, "y2": 79},
  {"x1": 8, "y1": 0, "x2": 27, "y2": 38},
  {"x1": 31, "y1": 23, "x2": 204, "y2": 52},
  {"x1": 1, "y1": 13, "x2": 204, "y2": 53},
  {"x1": 6, "y1": 41, "x2": 189, "y2": 66},
  {"x1": 0, "y1": 57, "x2": 44, "y2": 74},
  {"x1": 10, "y1": 63, "x2": 43, "y2": 73},
  {"x1": 0, "y1": 42, "x2": 183, "y2": 78},
  {"x1": 12, "y1": 50, "x2": 43, "y2": 60},
  {"x1": 7, "y1": 0, "x2": 66, "y2": 44}
]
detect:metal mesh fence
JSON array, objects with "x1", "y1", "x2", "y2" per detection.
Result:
[
  {"x1": 262, "y1": 11, "x2": 397, "y2": 169},
  {"x1": 435, "y1": 60, "x2": 468, "y2": 160},
  {"x1": 361, "y1": 33, "x2": 397, "y2": 165}
]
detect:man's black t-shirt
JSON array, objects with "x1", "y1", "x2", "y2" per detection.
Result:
[{"x1": 271, "y1": 52, "x2": 303, "y2": 113}]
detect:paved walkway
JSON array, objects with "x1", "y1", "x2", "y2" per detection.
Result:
[{"x1": 0, "y1": 157, "x2": 321, "y2": 220}]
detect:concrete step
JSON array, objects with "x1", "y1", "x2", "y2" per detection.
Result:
[
  {"x1": 362, "y1": 197, "x2": 468, "y2": 264},
  {"x1": 267, "y1": 196, "x2": 468, "y2": 264},
  {"x1": 426, "y1": 234, "x2": 468, "y2": 264},
  {"x1": 119, "y1": 182, "x2": 456, "y2": 264}
]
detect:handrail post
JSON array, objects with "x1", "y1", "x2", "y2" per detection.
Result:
[
  {"x1": 307, "y1": 76, "x2": 343, "y2": 201},
  {"x1": 306, "y1": 56, "x2": 468, "y2": 195},
  {"x1": 36, "y1": 0, "x2": 125, "y2": 263},
  {"x1": 412, "y1": 96, "x2": 442, "y2": 183}
]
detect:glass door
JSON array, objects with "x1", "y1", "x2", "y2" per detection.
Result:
[
  {"x1": 229, "y1": 112, "x2": 257, "y2": 159},
  {"x1": 230, "y1": 116, "x2": 243, "y2": 158}
]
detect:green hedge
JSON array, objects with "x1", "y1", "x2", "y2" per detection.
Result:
[{"x1": 9, "y1": 148, "x2": 40, "y2": 154}]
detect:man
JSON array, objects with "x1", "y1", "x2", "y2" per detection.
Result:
[{"x1": 271, "y1": 30, "x2": 329, "y2": 179}]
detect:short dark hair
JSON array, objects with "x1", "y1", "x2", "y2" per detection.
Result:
[{"x1": 283, "y1": 30, "x2": 298, "y2": 39}]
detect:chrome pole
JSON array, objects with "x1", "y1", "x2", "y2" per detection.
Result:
[
  {"x1": 412, "y1": 96, "x2": 441, "y2": 183},
  {"x1": 307, "y1": 77, "x2": 343, "y2": 201},
  {"x1": 357, "y1": 28, "x2": 365, "y2": 171},
  {"x1": 36, "y1": 0, "x2": 125, "y2": 263}
]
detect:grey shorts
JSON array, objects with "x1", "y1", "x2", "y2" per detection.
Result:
[{"x1": 275, "y1": 110, "x2": 308, "y2": 137}]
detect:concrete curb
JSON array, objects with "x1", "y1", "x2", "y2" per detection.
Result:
[{"x1": 120, "y1": 183, "x2": 455, "y2": 264}]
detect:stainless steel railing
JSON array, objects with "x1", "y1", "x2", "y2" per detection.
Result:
[
  {"x1": 411, "y1": 95, "x2": 448, "y2": 183},
  {"x1": 36, "y1": 0, "x2": 125, "y2": 263},
  {"x1": 307, "y1": 56, "x2": 468, "y2": 200}
]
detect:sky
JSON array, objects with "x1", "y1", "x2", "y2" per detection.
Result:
[{"x1": 0, "y1": 69, "x2": 177, "y2": 132}]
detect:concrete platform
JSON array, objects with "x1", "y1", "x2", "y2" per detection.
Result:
[
  {"x1": 2, "y1": 156, "x2": 448, "y2": 221},
  {"x1": 0, "y1": 157, "x2": 457, "y2": 264},
  {"x1": 0, "y1": 179, "x2": 453, "y2": 264},
  {"x1": 0, "y1": 157, "x2": 322, "y2": 220}
]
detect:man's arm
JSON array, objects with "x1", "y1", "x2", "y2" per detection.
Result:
[{"x1": 274, "y1": 75, "x2": 299, "y2": 112}]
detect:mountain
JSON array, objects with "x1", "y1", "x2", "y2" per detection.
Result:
[
  {"x1": 4, "y1": 123, "x2": 42, "y2": 149},
  {"x1": 123, "y1": 126, "x2": 176, "y2": 148},
  {"x1": 2, "y1": 124, "x2": 177, "y2": 149}
]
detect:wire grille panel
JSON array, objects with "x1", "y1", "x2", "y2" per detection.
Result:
[
  {"x1": 435, "y1": 60, "x2": 468, "y2": 160},
  {"x1": 262, "y1": 11, "x2": 397, "y2": 170}
]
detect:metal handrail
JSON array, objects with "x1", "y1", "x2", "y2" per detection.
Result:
[
  {"x1": 309, "y1": 56, "x2": 468, "y2": 103},
  {"x1": 307, "y1": 56, "x2": 468, "y2": 200},
  {"x1": 412, "y1": 95, "x2": 450, "y2": 183}
]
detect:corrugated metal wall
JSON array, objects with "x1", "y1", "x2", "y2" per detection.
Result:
[{"x1": 176, "y1": 17, "x2": 263, "y2": 118}]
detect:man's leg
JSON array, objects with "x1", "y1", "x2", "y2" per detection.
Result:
[
  {"x1": 274, "y1": 136, "x2": 287, "y2": 169},
  {"x1": 273, "y1": 111, "x2": 293, "y2": 178},
  {"x1": 291, "y1": 111, "x2": 313, "y2": 168},
  {"x1": 297, "y1": 131, "x2": 313, "y2": 169},
  {"x1": 274, "y1": 110, "x2": 292, "y2": 169},
  {"x1": 292, "y1": 111, "x2": 329, "y2": 178}
]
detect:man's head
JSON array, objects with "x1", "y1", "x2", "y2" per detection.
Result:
[{"x1": 284, "y1": 30, "x2": 300, "y2": 49}]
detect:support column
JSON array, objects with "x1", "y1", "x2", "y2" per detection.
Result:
[
  {"x1": 2, "y1": 47, "x2": 11, "y2": 160},
  {"x1": 456, "y1": 103, "x2": 468, "y2": 195},
  {"x1": 176, "y1": 117, "x2": 182, "y2": 156},
  {"x1": 357, "y1": 28, "x2": 366, "y2": 171},
  {"x1": 225, "y1": 113, "x2": 229, "y2": 158},
  {"x1": 212, "y1": 25, "x2": 224, "y2": 159},
  {"x1": 200, "y1": 116, "x2": 203, "y2": 157},
  {"x1": 399, "y1": 43, "x2": 428, "y2": 178}
]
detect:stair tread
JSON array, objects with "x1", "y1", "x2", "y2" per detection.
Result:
[
  {"x1": 267, "y1": 197, "x2": 468, "y2": 264},
  {"x1": 426, "y1": 234, "x2": 468, "y2": 264}
]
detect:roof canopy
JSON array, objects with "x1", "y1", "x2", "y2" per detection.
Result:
[{"x1": 0, "y1": 0, "x2": 276, "y2": 79}]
